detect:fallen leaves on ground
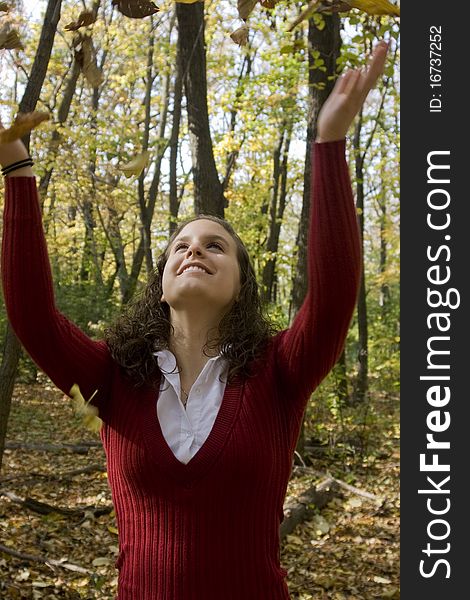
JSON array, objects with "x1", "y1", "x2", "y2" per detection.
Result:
[{"x1": 0, "y1": 382, "x2": 399, "y2": 599}]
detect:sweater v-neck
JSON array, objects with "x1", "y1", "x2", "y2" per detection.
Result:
[{"x1": 141, "y1": 372, "x2": 244, "y2": 487}]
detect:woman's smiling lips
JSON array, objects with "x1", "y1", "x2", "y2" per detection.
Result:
[{"x1": 177, "y1": 262, "x2": 213, "y2": 276}]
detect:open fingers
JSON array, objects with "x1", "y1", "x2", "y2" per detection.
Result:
[
  {"x1": 334, "y1": 69, "x2": 357, "y2": 95},
  {"x1": 335, "y1": 41, "x2": 388, "y2": 100},
  {"x1": 361, "y1": 41, "x2": 389, "y2": 94}
]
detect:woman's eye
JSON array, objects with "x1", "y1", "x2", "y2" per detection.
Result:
[
  {"x1": 208, "y1": 242, "x2": 223, "y2": 250},
  {"x1": 174, "y1": 243, "x2": 187, "y2": 251}
]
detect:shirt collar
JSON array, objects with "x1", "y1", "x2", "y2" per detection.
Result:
[{"x1": 153, "y1": 348, "x2": 226, "y2": 374}]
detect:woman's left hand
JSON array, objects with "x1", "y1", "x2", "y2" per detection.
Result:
[{"x1": 316, "y1": 40, "x2": 389, "y2": 143}]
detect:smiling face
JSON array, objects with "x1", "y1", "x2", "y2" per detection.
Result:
[{"x1": 161, "y1": 219, "x2": 241, "y2": 314}]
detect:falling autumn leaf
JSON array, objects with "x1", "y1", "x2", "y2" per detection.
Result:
[
  {"x1": 119, "y1": 150, "x2": 150, "y2": 178},
  {"x1": 0, "y1": 22, "x2": 23, "y2": 50},
  {"x1": 112, "y1": 0, "x2": 159, "y2": 19},
  {"x1": 69, "y1": 383, "x2": 102, "y2": 433},
  {"x1": 315, "y1": 0, "x2": 353, "y2": 13},
  {"x1": 230, "y1": 24, "x2": 250, "y2": 46},
  {"x1": 0, "y1": 112, "x2": 50, "y2": 144},
  {"x1": 259, "y1": 0, "x2": 279, "y2": 8},
  {"x1": 288, "y1": 0, "x2": 399, "y2": 31},
  {"x1": 346, "y1": 0, "x2": 400, "y2": 16},
  {"x1": 238, "y1": 0, "x2": 257, "y2": 20},
  {"x1": 64, "y1": 10, "x2": 97, "y2": 32},
  {"x1": 74, "y1": 35, "x2": 104, "y2": 88}
]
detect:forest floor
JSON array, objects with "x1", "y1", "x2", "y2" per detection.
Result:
[{"x1": 0, "y1": 383, "x2": 399, "y2": 600}]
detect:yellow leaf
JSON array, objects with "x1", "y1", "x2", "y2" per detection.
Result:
[
  {"x1": 0, "y1": 112, "x2": 50, "y2": 144},
  {"x1": 287, "y1": 0, "x2": 399, "y2": 30},
  {"x1": 69, "y1": 383, "x2": 102, "y2": 432},
  {"x1": 108, "y1": 525, "x2": 119, "y2": 535},
  {"x1": 119, "y1": 150, "x2": 150, "y2": 178},
  {"x1": 92, "y1": 557, "x2": 111, "y2": 566},
  {"x1": 347, "y1": 0, "x2": 400, "y2": 16}
]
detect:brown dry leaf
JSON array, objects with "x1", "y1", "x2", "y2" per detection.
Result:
[
  {"x1": 230, "y1": 24, "x2": 249, "y2": 46},
  {"x1": 64, "y1": 10, "x2": 97, "y2": 32},
  {"x1": 0, "y1": 2, "x2": 10, "y2": 12},
  {"x1": 119, "y1": 150, "x2": 150, "y2": 178},
  {"x1": 0, "y1": 22, "x2": 23, "y2": 50},
  {"x1": 74, "y1": 35, "x2": 104, "y2": 88},
  {"x1": 316, "y1": 0, "x2": 352, "y2": 13},
  {"x1": 0, "y1": 112, "x2": 50, "y2": 144},
  {"x1": 112, "y1": 0, "x2": 159, "y2": 18},
  {"x1": 259, "y1": 0, "x2": 279, "y2": 8},
  {"x1": 238, "y1": 0, "x2": 257, "y2": 20}
]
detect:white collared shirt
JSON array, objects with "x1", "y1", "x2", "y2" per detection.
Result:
[{"x1": 153, "y1": 349, "x2": 229, "y2": 464}]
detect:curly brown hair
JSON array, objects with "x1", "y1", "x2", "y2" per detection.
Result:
[{"x1": 104, "y1": 214, "x2": 279, "y2": 388}]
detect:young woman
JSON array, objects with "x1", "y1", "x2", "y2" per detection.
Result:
[{"x1": 1, "y1": 42, "x2": 388, "y2": 600}]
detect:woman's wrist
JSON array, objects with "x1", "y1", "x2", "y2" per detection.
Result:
[
  {"x1": 0, "y1": 139, "x2": 30, "y2": 166},
  {"x1": 0, "y1": 140, "x2": 34, "y2": 176},
  {"x1": 315, "y1": 136, "x2": 346, "y2": 144}
]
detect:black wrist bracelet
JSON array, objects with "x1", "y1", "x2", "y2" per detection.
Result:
[{"x1": 1, "y1": 158, "x2": 34, "y2": 176}]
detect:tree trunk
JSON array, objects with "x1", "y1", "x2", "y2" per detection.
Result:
[
  {"x1": 334, "y1": 349, "x2": 349, "y2": 404},
  {"x1": 0, "y1": 0, "x2": 62, "y2": 473},
  {"x1": 120, "y1": 16, "x2": 174, "y2": 299},
  {"x1": 261, "y1": 120, "x2": 292, "y2": 305},
  {"x1": 292, "y1": 14, "x2": 341, "y2": 458},
  {"x1": 39, "y1": 59, "x2": 81, "y2": 218},
  {"x1": 169, "y1": 41, "x2": 183, "y2": 236},
  {"x1": 379, "y1": 146, "x2": 390, "y2": 315},
  {"x1": 290, "y1": 16, "x2": 341, "y2": 318},
  {"x1": 221, "y1": 50, "x2": 253, "y2": 194},
  {"x1": 39, "y1": 0, "x2": 100, "y2": 215},
  {"x1": 352, "y1": 111, "x2": 368, "y2": 405},
  {"x1": 176, "y1": 2, "x2": 224, "y2": 217}
]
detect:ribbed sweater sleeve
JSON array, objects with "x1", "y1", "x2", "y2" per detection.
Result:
[
  {"x1": 275, "y1": 139, "x2": 361, "y2": 400},
  {"x1": 1, "y1": 177, "x2": 112, "y2": 409}
]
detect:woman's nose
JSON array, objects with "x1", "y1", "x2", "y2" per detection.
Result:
[{"x1": 185, "y1": 243, "x2": 203, "y2": 257}]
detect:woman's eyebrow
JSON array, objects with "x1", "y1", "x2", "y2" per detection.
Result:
[{"x1": 174, "y1": 234, "x2": 229, "y2": 246}]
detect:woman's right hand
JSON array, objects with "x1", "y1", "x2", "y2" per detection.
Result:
[{"x1": 0, "y1": 117, "x2": 34, "y2": 176}]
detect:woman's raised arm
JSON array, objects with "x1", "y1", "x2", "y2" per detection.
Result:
[
  {"x1": 274, "y1": 42, "x2": 389, "y2": 407},
  {"x1": 1, "y1": 123, "x2": 113, "y2": 414}
]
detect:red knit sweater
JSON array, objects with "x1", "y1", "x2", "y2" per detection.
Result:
[{"x1": 1, "y1": 140, "x2": 361, "y2": 599}]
